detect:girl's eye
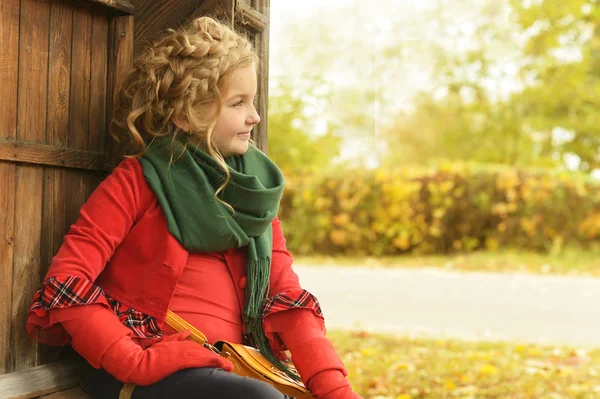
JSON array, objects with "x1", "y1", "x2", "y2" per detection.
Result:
[{"x1": 233, "y1": 100, "x2": 243, "y2": 107}]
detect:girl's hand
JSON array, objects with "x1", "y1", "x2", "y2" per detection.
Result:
[
  {"x1": 308, "y1": 369, "x2": 362, "y2": 399},
  {"x1": 53, "y1": 304, "x2": 234, "y2": 386},
  {"x1": 100, "y1": 331, "x2": 234, "y2": 386}
]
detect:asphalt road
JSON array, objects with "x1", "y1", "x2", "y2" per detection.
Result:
[{"x1": 293, "y1": 265, "x2": 600, "y2": 347}]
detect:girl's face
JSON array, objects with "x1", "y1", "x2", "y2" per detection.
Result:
[{"x1": 212, "y1": 65, "x2": 260, "y2": 157}]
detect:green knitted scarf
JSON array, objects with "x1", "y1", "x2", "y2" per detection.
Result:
[{"x1": 139, "y1": 137, "x2": 297, "y2": 379}]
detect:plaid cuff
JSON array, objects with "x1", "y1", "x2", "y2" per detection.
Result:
[
  {"x1": 29, "y1": 276, "x2": 162, "y2": 341},
  {"x1": 261, "y1": 289, "x2": 323, "y2": 353},
  {"x1": 262, "y1": 289, "x2": 323, "y2": 319}
]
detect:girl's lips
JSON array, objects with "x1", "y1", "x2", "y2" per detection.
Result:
[{"x1": 237, "y1": 132, "x2": 251, "y2": 137}]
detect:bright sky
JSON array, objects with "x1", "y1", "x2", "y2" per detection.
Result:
[{"x1": 268, "y1": 0, "x2": 437, "y2": 95}]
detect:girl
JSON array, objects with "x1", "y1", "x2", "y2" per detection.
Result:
[{"x1": 26, "y1": 16, "x2": 360, "y2": 399}]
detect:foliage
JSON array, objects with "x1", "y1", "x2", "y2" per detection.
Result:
[
  {"x1": 268, "y1": 1, "x2": 407, "y2": 169},
  {"x1": 278, "y1": 162, "x2": 600, "y2": 256},
  {"x1": 269, "y1": 1, "x2": 600, "y2": 174},
  {"x1": 267, "y1": 81, "x2": 342, "y2": 175},
  {"x1": 382, "y1": 92, "x2": 537, "y2": 168},
  {"x1": 329, "y1": 329, "x2": 600, "y2": 398},
  {"x1": 382, "y1": 0, "x2": 535, "y2": 168},
  {"x1": 382, "y1": 0, "x2": 600, "y2": 173},
  {"x1": 510, "y1": 0, "x2": 600, "y2": 172}
]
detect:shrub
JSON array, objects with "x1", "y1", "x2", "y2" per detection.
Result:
[{"x1": 278, "y1": 162, "x2": 600, "y2": 255}]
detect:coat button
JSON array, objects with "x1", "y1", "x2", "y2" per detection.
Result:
[
  {"x1": 238, "y1": 276, "x2": 247, "y2": 289},
  {"x1": 226, "y1": 248, "x2": 236, "y2": 255}
]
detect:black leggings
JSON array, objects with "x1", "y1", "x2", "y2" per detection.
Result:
[{"x1": 84, "y1": 366, "x2": 293, "y2": 399}]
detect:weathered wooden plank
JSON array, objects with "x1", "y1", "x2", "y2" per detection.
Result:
[
  {"x1": 41, "y1": 386, "x2": 93, "y2": 399},
  {"x1": 190, "y1": 0, "x2": 235, "y2": 25},
  {"x1": 0, "y1": 139, "x2": 116, "y2": 172},
  {"x1": 257, "y1": 0, "x2": 270, "y2": 153},
  {"x1": 42, "y1": 1, "x2": 74, "y2": 366},
  {"x1": 132, "y1": 0, "x2": 204, "y2": 54},
  {"x1": 41, "y1": 0, "x2": 75, "y2": 364},
  {"x1": 70, "y1": 1, "x2": 93, "y2": 151},
  {"x1": 38, "y1": 166, "x2": 69, "y2": 366},
  {"x1": 253, "y1": 29, "x2": 268, "y2": 153},
  {"x1": 17, "y1": 0, "x2": 50, "y2": 144},
  {"x1": 255, "y1": 0, "x2": 271, "y2": 153},
  {"x1": 233, "y1": 1, "x2": 269, "y2": 153},
  {"x1": 0, "y1": 0, "x2": 20, "y2": 374},
  {"x1": 65, "y1": 169, "x2": 90, "y2": 229},
  {"x1": 88, "y1": 9, "x2": 109, "y2": 153},
  {"x1": 0, "y1": 162, "x2": 16, "y2": 374},
  {"x1": 84, "y1": 170, "x2": 106, "y2": 201},
  {"x1": 254, "y1": 0, "x2": 270, "y2": 14},
  {"x1": 47, "y1": 0, "x2": 73, "y2": 148},
  {"x1": 68, "y1": 0, "x2": 99, "y2": 244},
  {"x1": 11, "y1": 0, "x2": 50, "y2": 372},
  {"x1": 82, "y1": 0, "x2": 134, "y2": 15},
  {"x1": 105, "y1": 14, "x2": 134, "y2": 158},
  {"x1": 0, "y1": 0, "x2": 20, "y2": 141},
  {"x1": 11, "y1": 165, "x2": 44, "y2": 372},
  {"x1": 0, "y1": 360, "x2": 85, "y2": 399},
  {"x1": 235, "y1": 1, "x2": 267, "y2": 32}
]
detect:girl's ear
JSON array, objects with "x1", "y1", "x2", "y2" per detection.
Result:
[{"x1": 172, "y1": 115, "x2": 190, "y2": 131}]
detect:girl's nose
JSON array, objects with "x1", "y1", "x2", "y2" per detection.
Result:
[{"x1": 248, "y1": 106, "x2": 260, "y2": 126}]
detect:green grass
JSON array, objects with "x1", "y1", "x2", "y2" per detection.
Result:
[
  {"x1": 329, "y1": 330, "x2": 600, "y2": 399},
  {"x1": 295, "y1": 247, "x2": 600, "y2": 277}
]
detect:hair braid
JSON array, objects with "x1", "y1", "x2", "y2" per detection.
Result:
[
  {"x1": 110, "y1": 16, "x2": 258, "y2": 156},
  {"x1": 110, "y1": 16, "x2": 258, "y2": 214}
]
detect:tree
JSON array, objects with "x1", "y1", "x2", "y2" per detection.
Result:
[
  {"x1": 267, "y1": 80, "x2": 342, "y2": 175},
  {"x1": 379, "y1": 0, "x2": 537, "y2": 167},
  {"x1": 268, "y1": 0, "x2": 410, "y2": 169},
  {"x1": 380, "y1": 0, "x2": 600, "y2": 172},
  {"x1": 510, "y1": 0, "x2": 600, "y2": 172}
]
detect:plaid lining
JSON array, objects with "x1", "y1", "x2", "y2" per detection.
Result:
[
  {"x1": 29, "y1": 276, "x2": 162, "y2": 339},
  {"x1": 30, "y1": 278, "x2": 319, "y2": 342},
  {"x1": 262, "y1": 289, "x2": 323, "y2": 319},
  {"x1": 105, "y1": 296, "x2": 162, "y2": 339}
]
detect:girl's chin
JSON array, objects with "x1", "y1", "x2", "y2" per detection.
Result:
[{"x1": 219, "y1": 142, "x2": 249, "y2": 157}]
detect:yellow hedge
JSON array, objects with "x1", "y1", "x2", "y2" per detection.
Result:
[{"x1": 278, "y1": 162, "x2": 600, "y2": 255}]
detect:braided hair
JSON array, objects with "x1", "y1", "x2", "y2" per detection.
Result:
[{"x1": 110, "y1": 17, "x2": 259, "y2": 210}]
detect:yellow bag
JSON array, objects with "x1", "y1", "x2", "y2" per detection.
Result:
[{"x1": 164, "y1": 310, "x2": 313, "y2": 399}]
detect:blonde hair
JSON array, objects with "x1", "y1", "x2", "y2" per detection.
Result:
[{"x1": 110, "y1": 16, "x2": 259, "y2": 211}]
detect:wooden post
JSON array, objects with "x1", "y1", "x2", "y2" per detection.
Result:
[{"x1": 245, "y1": 0, "x2": 270, "y2": 153}]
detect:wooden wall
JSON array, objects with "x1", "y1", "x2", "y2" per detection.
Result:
[
  {"x1": 0, "y1": 0, "x2": 271, "y2": 377},
  {"x1": 0, "y1": 0, "x2": 134, "y2": 374}
]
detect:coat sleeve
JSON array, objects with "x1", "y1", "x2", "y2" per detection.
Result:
[
  {"x1": 271, "y1": 309, "x2": 353, "y2": 398},
  {"x1": 45, "y1": 157, "x2": 152, "y2": 280},
  {"x1": 27, "y1": 157, "x2": 154, "y2": 345},
  {"x1": 262, "y1": 216, "x2": 325, "y2": 353},
  {"x1": 267, "y1": 216, "x2": 301, "y2": 294}
]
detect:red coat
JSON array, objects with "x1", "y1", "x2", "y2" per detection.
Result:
[
  {"x1": 26, "y1": 157, "x2": 354, "y2": 396},
  {"x1": 27, "y1": 157, "x2": 321, "y2": 349}
]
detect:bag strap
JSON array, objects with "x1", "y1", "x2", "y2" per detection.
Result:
[{"x1": 164, "y1": 309, "x2": 220, "y2": 353}]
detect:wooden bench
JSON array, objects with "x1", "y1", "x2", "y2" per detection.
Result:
[{"x1": 0, "y1": 360, "x2": 92, "y2": 399}]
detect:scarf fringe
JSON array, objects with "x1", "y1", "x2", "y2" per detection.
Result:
[
  {"x1": 245, "y1": 257, "x2": 270, "y2": 317},
  {"x1": 245, "y1": 257, "x2": 301, "y2": 381}
]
